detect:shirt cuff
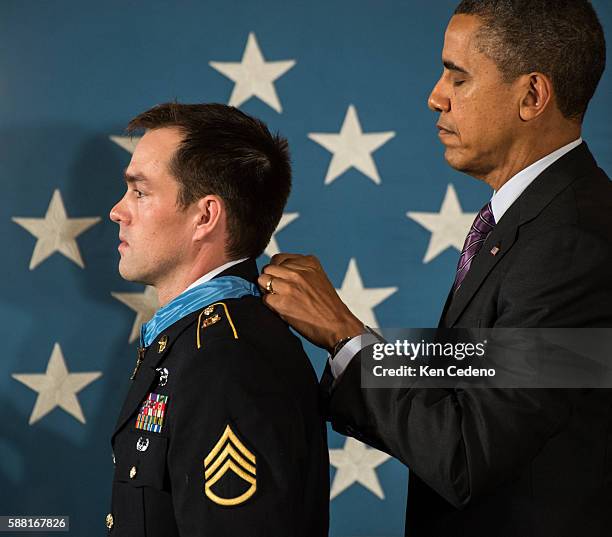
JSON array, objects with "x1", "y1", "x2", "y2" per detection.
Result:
[{"x1": 328, "y1": 332, "x2": 381, "y2": 380}]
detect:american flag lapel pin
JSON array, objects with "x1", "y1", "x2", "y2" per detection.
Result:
[{"x1": 490, "y1": 244, "x2": 501, "y2": 256}]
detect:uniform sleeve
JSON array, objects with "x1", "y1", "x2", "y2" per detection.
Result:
[
  {"x1": 328, "y1": 225, "x2": 612, "y2": 508},
  {"x1": 166, "y1": 337, "x2": 308, "y2": 537}
]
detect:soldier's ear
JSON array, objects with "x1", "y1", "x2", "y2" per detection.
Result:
[{"x1": 193, "y1": 195, "x2": 224, "y2": 241}]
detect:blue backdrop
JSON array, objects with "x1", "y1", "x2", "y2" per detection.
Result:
[{"x1": 1, "y1": 1, "x2": 610, "y2": 535}]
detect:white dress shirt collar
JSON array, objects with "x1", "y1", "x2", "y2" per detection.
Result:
[
  {"x1": 490, "y1": 138, "x2": 583, "y2": 223},
  {"x1": 184, "y1": 257, "x2": 249, "y2": 293}
]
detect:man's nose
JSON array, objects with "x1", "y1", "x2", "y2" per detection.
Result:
[
  {"x1": 428, "y1": 78, "x2": 450, "y2": 113},
  {"x1": 109, "y1": 196, "x2": 126, "y2": 224}
]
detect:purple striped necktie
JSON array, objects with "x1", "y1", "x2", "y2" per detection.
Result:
[{"x1": 452, "y1": 201, "x2": 496, "y2": 293}]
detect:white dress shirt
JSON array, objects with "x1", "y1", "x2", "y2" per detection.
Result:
[
  {"x1": 490, "y1": 138, "x2": 582, "y2": 223},
  {"x1": 330, "y1": 138, "x2": 583, "y2": 380}
]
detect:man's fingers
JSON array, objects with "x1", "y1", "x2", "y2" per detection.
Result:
[
  {"x1": 257, "y1": 271, "x2": 293, "y2": 295},
  {"x1": 260, "y1": 286, "x2": 289, "y2": 316},
  {"x1": 270, "y1": 253, "x2": 322, "y2": 269},
  {"x1": 269, "y1": 253, "x2": 304, "y2": 266},
  {"x1": 261, "y1": 263, "x2": 307, "y2": 280}
]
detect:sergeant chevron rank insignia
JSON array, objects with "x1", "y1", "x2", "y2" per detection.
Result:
[{"x1": 204, "y1": 424, "x2": 256, "y2": 506}]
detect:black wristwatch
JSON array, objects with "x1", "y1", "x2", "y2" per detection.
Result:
[{"x1": 331, "y1": 336, "x2": 354, "y2": 357}]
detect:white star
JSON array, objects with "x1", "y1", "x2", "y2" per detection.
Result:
[
  {"x1": 12, "y1": 189, "x2": 101, "y2": 270},
  {"x1": 329, "y1": 437, "x2": 391, "y2": 499},
  {"x1": 12, "y1": 343, "x2": 102, "y2": 425},
  {"x1": 264, "y1": 212, "x2": 299, "y2": 258},
  {"x1": 336, "y1": 258, "x2": 397, "y2": 328},
  {"x1": 308, "y1": 105, "x2": 395, "y2": 185},
  {"x1": 407, "y1": 184, "x2": 477, "y2": 263},
  {"x1": 209, "y1": 32, "x2": 296, "y2": 113},
  {"x1": 110, "y1": 135, "x2": 140, "y2": 154},
  {"x1": 111, "y1": 286, "x2": 159, "y2": 343}
]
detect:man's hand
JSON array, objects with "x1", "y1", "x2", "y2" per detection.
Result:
[{"x1": 258, "y1": 254, "x2": 364, "y2": 352}]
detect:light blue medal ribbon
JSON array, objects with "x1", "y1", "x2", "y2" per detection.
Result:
[{"x1": 140, "y1": 275, "x2": 261, "y2": 348}]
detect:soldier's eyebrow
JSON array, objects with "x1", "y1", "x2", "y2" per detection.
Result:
[
  {"x1": 123, "y1": 168, "x2": 149, "y2": 184},
  {"x1": 443, "y1": 59, "x2": 470, "y2": 75}
]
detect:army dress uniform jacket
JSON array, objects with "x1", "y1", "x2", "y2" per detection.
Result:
[{"x1": 108, "y1": 259, "x2": 329, "y2": 537}]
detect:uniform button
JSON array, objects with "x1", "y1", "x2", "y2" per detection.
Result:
[
  {"x1": 129, "y1": 466, "x2": 137, "y2": 479},
  {"x1": 105, "y1": 513, "x2": 114, "y2": 530}
]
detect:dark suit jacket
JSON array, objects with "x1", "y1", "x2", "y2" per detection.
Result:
[
  {"x1": 109, "y1": 259, "x2": 329, "y2": 537},
  {"x1": 325, "y1": 143, "x2": 612, "y2": 536}
]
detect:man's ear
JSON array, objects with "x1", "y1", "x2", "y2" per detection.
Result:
[
  {"x1": 518, "y1": 72, "x2": 553, "y2": 121},
  {"x1": 193, "y1": 195, "x2": 223, "y2": 242}
]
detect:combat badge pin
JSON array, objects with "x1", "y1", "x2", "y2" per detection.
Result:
[
  {"x1": 158, "y1": 335, "x2": 168, "y2": 353},
  {"x1": 204, "y1": 424, "x2": 257, "y2": 506},
  {"x1": 156, "y1": 367, "x2": 169, "y2": 387}
]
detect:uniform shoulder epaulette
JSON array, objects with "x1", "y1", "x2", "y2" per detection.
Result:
[{"x1": 196, "y1": 301, "x2": 239, "y2": 349}]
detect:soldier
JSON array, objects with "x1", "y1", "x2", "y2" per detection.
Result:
[{"x1": 107, "y1": 103, "x2": 329, "y2": 536}]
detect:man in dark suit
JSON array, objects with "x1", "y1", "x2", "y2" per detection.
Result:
[
  {"x1": 107, "y1": 103, "x2": 329, "y2": 536},
  {"x1": 259, "y1": 1, "x2": 611, "y2": 535}
]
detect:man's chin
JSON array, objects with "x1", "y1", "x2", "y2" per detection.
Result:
[
  {"x1": 118, "y1": 262, "x2": 148, "y2": 284},
  {"x1": 444, "y1": 147, "x2": 465, "y2": 170},
  {"x1": 443, "y1": 147, "x2": 472, "y2": 174}
]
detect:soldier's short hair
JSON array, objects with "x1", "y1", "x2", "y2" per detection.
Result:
[{"x1": 127, "y1": 102, "x2": 291, "y2": 259}]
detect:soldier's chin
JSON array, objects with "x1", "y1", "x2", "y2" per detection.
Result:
[{"x1": 118, "y1": 260, "x2": 144, "y2": 283}]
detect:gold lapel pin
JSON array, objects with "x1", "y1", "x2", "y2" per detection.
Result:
[{"x1": 158, "y1": 335, "x2": 168, "y2": 353}]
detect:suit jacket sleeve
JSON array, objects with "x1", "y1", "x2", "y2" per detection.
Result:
[
  {"x1": 167, "y1": 337, "x2": 308, "y2": 536},
  {"x1": 328, "y1": 224, "x2": 612, "y2": 509}
]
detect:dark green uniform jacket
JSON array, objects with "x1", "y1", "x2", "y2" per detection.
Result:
[{"x1": 107, "y1": 259, "x2": 329, "y2": 536}]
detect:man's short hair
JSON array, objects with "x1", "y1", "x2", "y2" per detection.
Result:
[
  {"x1": 454, "y1": 0, "x2": 606, "y2": 121},
  {"x1": 127, "y1": 103, "x2": 291, "y2": 259}
]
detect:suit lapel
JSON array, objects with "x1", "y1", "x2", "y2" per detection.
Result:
[
  {"x1": 443, "y1": 206, "x2": 519, "y2": 327},
  {"x1": 437, "y1": 289, "x2": 454, "y2": 327},
  {"x1": 442, "y1": 142, "x2": 597, "y2": 328}
]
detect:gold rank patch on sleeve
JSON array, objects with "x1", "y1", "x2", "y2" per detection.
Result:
[
  {"x1": 196, "y1": 302, "x2": 239, "y2": 349},
  {"x1": 203, "y1": 424, "x2": 256, "y2": 506}
]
